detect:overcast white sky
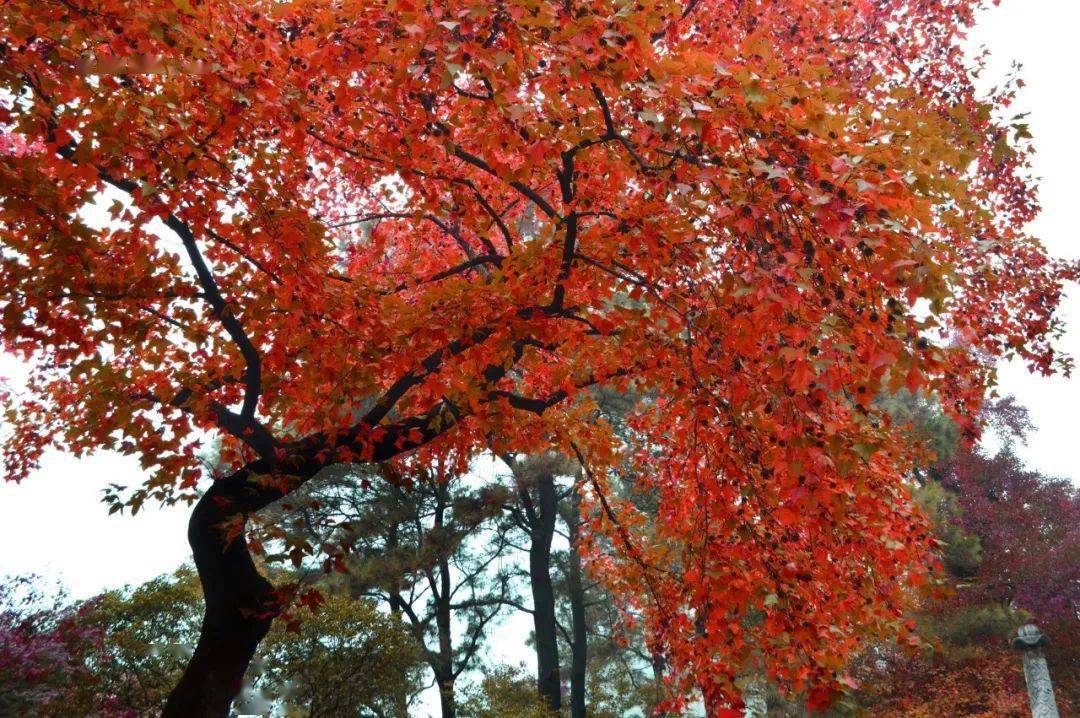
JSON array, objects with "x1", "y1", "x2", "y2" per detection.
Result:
[{"x1": 0, "y1": 0, "x2": 1076, "y2": 692}]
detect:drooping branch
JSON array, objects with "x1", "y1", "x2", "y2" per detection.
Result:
[
  {"x1": 569, "y1": 442, "x2": 669, "y2": 615},
  {"x1": 205, "y1": 227, "x2": 284, "y2": 286},
  {"x1": 330, "y1": 209, "x2": 499, "y2": 261}
]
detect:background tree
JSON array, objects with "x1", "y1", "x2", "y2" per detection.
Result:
[
  {"x1": 458, "y1": 665, "x2": 555, "y2": 718},
  {"x1": 498, "y1": 390, "x2": 655, "y2": 718},
  {"x1": 80, "y1": 567, "x2": 204, "y2": 716},
  {"x1": 499, "y1": 451, "x2": 578, "y2": 713},
  {"x1": 554, "y1": 561, "x2": 666, "y2": 718},
  {"x1": 257, "y1": 593, "x2": 424, "y2": 718},
  {"x1": 0, "y1": 576, "x2": 110, "y2": 717},
  {"x1": 2, "y1": 569, "x2": 424, "y2": 717},
  {"x1": 562, "y1": 389, "x2": 673, "y2": 717},
  {"x1": 845, "y1": 396, "x2": 1079, "y2": 717},
  {"x1": 2, "y1": 0, "x2": 1074, "y2": 713},
  {"x1": 272, "y1": 461, "x2": 517, "y2": 718},
  {"x1": 944, "y1": 447, "x2": 1079, "y2": 631}
]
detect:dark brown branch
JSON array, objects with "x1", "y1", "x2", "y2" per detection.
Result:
[
  {"x1": 386, "y1": 254, "x2": 504, "y2": 293},
  {"x1": 358, "y1": 326, "x2": 498, "y2": 431},
  {"x1": 162, "y1": 214, "x2": 264, "y2": 425},
  {"x1": 306, "y1": 129, "x2": 385, "y2": 165},
  {"x1": 649, "y1": 0, "x2": 702, "y2": 42},
  {"x1": 490, "y1": 389, "x2": 568, "y2": 415},
  {"x1": 44, "y1": 109, "x2": 271, "y2": 452},
  {"x1": 569, "y1": 442, "x2": 668, "y2": 615},
  {"x1": 458, "y1": 178, "x2": 517, "y2": 252},
  {"x1": 590, "y1": 85, "x2": 678, "y2": 173},
  {"x1": 450, "y1": 144, "x2": 560, "y2": 219},
  {"x1": 331, "y1": 210, "x2": 498, "y2": 260},
  {"x1": 453, "y1": 76, "x2": 495, "y2": 101}
]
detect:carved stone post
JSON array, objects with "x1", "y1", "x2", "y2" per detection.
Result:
[{"x1": 1012, "y1": 624, "x2": 1060, "y2": 718}]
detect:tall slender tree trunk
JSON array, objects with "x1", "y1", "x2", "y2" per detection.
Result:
[
  {"x1": 530, "y1": 471, "x2": 562, "y2": 712},
  {"x1": 566, "y1": 487, "x2": 588, "y2": 718},
  {"x1": 651, "y1": 651, "x2": 669, "y2": 717},
  {"x1": 386, "y1": 524, "x2": 411, "y2": 718},
  {"x1": 162, "y1": 479, "x2": 280, "y2": 717},
  {"x1": 434, "y1": 485, "x2": 458, "y2": 718},
  {"x1": 433, "y1": 605, "x2": 457, "y2": 718},
  {"x1": 436, "y1": 671, "x2": 457, "y2": 718}
]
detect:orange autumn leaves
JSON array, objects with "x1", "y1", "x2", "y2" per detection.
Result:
[{"x1": 0, "y1": 0, "x2": 1074, "y2": 712}]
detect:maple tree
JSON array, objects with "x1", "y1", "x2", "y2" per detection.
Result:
[
  {"x1": 0, "y1": 577, "x2": 113, "y2": 717},
  {"x1": 255, "y1": 591, "x2": 425, "y2": 716},
  {"x1": 943, "y1": 447, "x2": 1079, "y2": 629},
  {"x1": 799, "y1": 396, "x2": 1076, "y2": 717},
  {"x1": 1, "y1": 0, "x2": 1075, "y2": 715}
]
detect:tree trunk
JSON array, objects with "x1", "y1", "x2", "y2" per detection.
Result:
[
  {"x1": 530, "y1": 471, "x2": 562, "y2": 712},
  {"x1": 433, "y1": 603, "x2": 457, "y2": 718},
  {"x1": 651, "y1": 651, "x2": 669, "y2": 717},
  {"x1": 159, "y1": 397, "x2": 461, "y2": 714},
  {"x1": 434, "y1": 593, "x2": 456, "y2": 717},
  {"x1": 436, "y1": 673, "x2": 457, "y2": 718},
  {"x1": 162, "y1": 479, "x2": 278, "y2": 717},
  {"x1": 386, "y1": 525, "x2": 411, "y2": 718},
  {"x1": 566, "y1": 487, "x2": 588, "y2": 718},
  {"x1": 434, "y1": 485, "x2": 458, "y2": 718}
]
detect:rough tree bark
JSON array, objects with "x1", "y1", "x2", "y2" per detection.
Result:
[
  {"x1": 436, "y1": 674, "x2": 457, "y2": 718},
  {"x1": 529, "y1": 470, "x2": 562, "y2": 713},
  {"x1": 162, "y1": 468, "x2": 309, "y2": 717},
  {"x1": 434, "y1": 486, "x2": 458, "y2": 718},
  {"x1": 565, "y1": 487, "x2": 588, "y2": 718},
  {"x1": 651, "y1": 652, "x2": 669, "y2": 717}
]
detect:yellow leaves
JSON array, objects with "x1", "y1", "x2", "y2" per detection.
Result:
[
  {"x1": 742, "y1": 83, "x2": 767, "y2": 105},
  {"x1": 171, "y1": 0, "x2": 196, "y2": 15},
  {"x1": 852, "y1": 442, "x2": 879, "y2": 462}
]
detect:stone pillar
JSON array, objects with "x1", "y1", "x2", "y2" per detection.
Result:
[{"x1": 1012, "y1": 624, "x2": 1060, "y2": 718}]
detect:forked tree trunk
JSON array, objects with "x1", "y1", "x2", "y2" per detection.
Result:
[{"x1": 159, "y1": 398, "x2": 457, "y2": 714}]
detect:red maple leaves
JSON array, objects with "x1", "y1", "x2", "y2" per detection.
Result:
[{"x1": 1, "y1": 0, "x2": 1074, "y2": 712}]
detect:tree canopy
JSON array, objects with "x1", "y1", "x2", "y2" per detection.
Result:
[{"x1": 1, "y1": 0, "x2": 1074, "y2": 713}]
